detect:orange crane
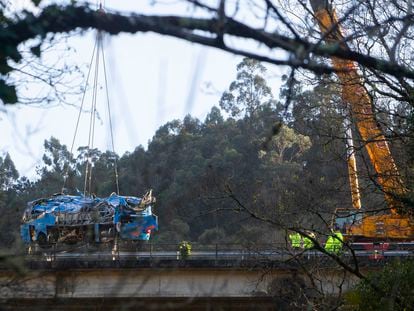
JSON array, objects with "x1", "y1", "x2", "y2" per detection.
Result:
[{"x1": 310, "y1": 0, "x2": 413, "y2": 241}]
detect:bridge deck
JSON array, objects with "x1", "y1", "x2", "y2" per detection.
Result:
[{"x1": 1, "y1": 244, "x2": 411, "y2": 310}]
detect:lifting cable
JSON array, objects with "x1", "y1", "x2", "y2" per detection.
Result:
[
  {"x1": 101, "y1": 39, "x2": 120, "y2": 194},
  {"x1": 61, "y1": 40, "x2": 97, "y2": 193},
  {"x1": 84, "y1": 31, "x2": 100, "y2": 196},
  {"x1": 62, "y1": 3, "x2": 120, "y2": 196}
]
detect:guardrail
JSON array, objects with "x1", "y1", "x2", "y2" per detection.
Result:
[{"x1": 24, "y1": 241, "x2": 414, "y2": 263}]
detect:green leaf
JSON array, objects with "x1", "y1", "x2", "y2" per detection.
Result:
[
  {"x1": 0, "y1": 79, "x2": 17, "y2": 104},
  {"x1": 30, "y1": 44, "x2": 41, "y2": 58},
  {"x1": 0, "y1": 59, "x2": 12, "y2": 75},
  {"x1": 1, "y1": 44, "x2": 22, "y2": 62},
  {"x1": 31, "y1": 0, "x2": 42, "y2": 6}
]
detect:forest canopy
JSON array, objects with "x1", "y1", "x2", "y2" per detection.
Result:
[
  {"x1": 2, "y1": 1, "x2": 414, "y2": 307},
  {"x1": 0, "y1": 58, "x2": 356, "y2": 248}
]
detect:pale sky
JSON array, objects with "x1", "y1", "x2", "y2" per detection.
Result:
[{"x1": 0, "y1": 0, "x2": 285, "y2": 178}]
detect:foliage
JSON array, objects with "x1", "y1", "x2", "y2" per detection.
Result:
[
  {"x1": 0, "y1": 58, "x2": 356, "y2": 250},
  {"x1": 1, "y1": 0, "x2": 414, "y2": 106},
  {"x1": 1, "y1": 1, "x2": 414, "y2": 306},
  {"x1": 1, "y1": 55, "x2": 412, "y2": 309},
  {"x1": 0, "y1": 153, "x2": 18, "y2": 190},
  {"x1": 198, "y1": 228, "x2": 225, "y2": 245},
  {"x1": 0, "y1": 154, "x2": 25, "y2": 248},
  {"x1": 347, "y1": 260, "x2": 414, "y2": 310},
  {"x1": 259, "y1": 124, "x2": 311, "y2": 164},
  {"x1": 220, "y1": 58, "x2": 274, "y2": 118}
]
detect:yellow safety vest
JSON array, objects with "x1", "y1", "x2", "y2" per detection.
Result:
[
  {"x1": 325, "y1": 231, "x2": 343, "y2": 254},
  {"x1": 289, "y1": 233, "x2": 302, "y2": 248},
  {"x1": 303, "y1": 236, "x2": 314, "y2": 249}
]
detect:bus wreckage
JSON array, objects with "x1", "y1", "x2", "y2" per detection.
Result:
[{"x1": 20, "y1": 190, "x2": 158, "y2": 248}]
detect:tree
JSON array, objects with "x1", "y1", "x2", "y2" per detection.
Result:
[
  {"x1": 204, "y1": 106, "x2": 224, "y2": 127},
  {"x1": 36, "y1": 137, "x2": 75, "y2": 195},
  {"x1": 347, "y1": 260, "x2": 414, "y2": 310},
  {"x1": 219, "y1": 58, "x2": 274, "y2": 118},
  {"x1": 198, "y1": 228, "x2": 225, "y2": 245},
  {"x1": 259, "y1": 124, "x2": 311, "y2": 164},
  {"x1": 3, "y1": 1, "x2": 414, "y2": 307},
  {"x1": 1, "y1": 0, "x2": 414, "y2": 105},
  {"x1": 0, "y1": 153, "x2": 18, "y2": 190},
  {"x1": 41, "y1": 137, "x2": 72, "y2": 175},
  {"x1": 0, "y1": 154, "x2": 23, "y2": 249}
]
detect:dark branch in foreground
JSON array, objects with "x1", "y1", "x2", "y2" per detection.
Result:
[
  {"x1": 4, "y1": 4, "x2": 414, "y2": 81},
  {"x1": 222, "y1": 184, "x2": 388, "y2": 296}
]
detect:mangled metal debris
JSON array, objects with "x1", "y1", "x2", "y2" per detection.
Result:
[{"x1": 20, "y1": 191, "x2": 158, "y2": 247}]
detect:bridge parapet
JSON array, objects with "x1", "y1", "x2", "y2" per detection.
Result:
[{"x1": 0, "y1": 243, "x2": 412, "y2": 310}]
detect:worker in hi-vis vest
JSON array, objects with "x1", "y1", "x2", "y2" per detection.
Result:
[
  {"x1": 324, "y1": 230, "x2": 344, "y2": 254},
  {"x1": 289, "y1": 232, "x2": 302, "y2": 248},
  {"x1": 303, "y1": 231, "x2": 315, "y2": 249},
  {"x1": 289, "y1": 231, "x2": 315, "y2": 249}
]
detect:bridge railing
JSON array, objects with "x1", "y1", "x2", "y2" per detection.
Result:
[
  {"x1": 23, "y1": 241, "x2": 414, "y2": 263},
  {"x1": 26, "y1": 242, "x2": 293, "y2": 261}
]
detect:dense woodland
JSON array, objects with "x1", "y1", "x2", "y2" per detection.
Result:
[
  {"x1": 1, "y1": 58, "x2": 410, "y2": 250},
  {"x1": 3, "y1": 0, "x2": 414, "y2": 308}
]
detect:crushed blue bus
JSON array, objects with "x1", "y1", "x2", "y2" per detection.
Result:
[{"x1": 20, "y1": 191, "x2": 158, "y2": 247}]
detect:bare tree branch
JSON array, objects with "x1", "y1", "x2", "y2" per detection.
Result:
[{"x1": 3, "y1": 3, "x2": 414, "y2": 87}]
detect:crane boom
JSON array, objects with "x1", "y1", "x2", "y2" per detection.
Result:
[
  {"x1": 308, "y1": 0, "x2": 413, "y2": 241},
  {"x1": 310, "y1": 0, "x2": 405, "y2": 214},
  {"x1": 344, "y1": 117, "x2": 362, "y2": 210}
]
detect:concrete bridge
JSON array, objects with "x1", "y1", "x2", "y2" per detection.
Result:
[{"x1": 0, "y1": 249, "x2": 392, "y2": 311}]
